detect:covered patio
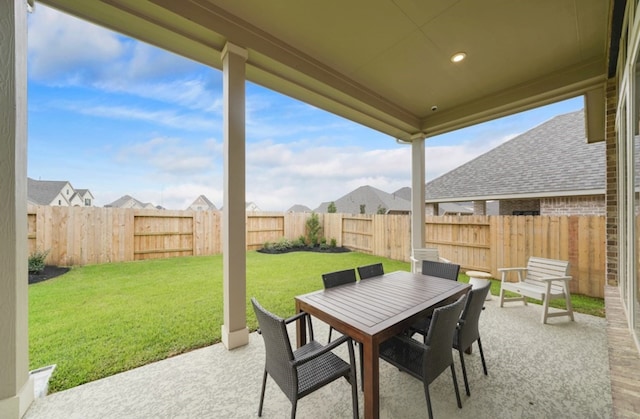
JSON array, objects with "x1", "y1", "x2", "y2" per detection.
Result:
[
  {"x1": 24, "y1": 298, "x2": 611, "y2": 418},
  {"x1": 2, "y1": 1, "x2": 638, "y2": 419}
]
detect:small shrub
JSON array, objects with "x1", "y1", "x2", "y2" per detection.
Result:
[
  {"x1": 273, "y1": 238, "x2": 293, "y2": 252},
  {"x1": 293, "y1": 236, "x2": 306, "y2": 248},
  {"x1": 29, "y1": 249, "x2": 50, "y2": 274},
  {"x1": 330, "y1": 238, "x2": 337, "y2": 248},
  {"x1": 305, "y1": 212, "x2": 322, "y2": 246}
]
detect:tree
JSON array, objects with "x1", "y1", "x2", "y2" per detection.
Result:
[
  {"x1": 305, "y1": 212, "x2": 322, "y2": 246},
  {"x1": 376, "y1": 205, "x2": 387, "y2": 214},
  {"x1": 327, "y1": 201, "x2": 337, "y2": 213},
  {"x1": 359, "y1": 204, "x2": 366, "y2": 214}
]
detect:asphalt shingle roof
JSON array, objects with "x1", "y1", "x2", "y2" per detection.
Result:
[
  {"x1": 27, "y1": 178, "x2": 70, "y2": 205},
  {"x1": 315, "y1": 185, "x2": 410, "y2": 214},
  {"x1": 425, "y1": 110, "x2": 606, "y2": 201},
  {"x1": 287, "y1": 204, "x2": 312, "y2": 212},
  {"x1": 105, "y1": 195, "x2": 153, "y2": 208}
]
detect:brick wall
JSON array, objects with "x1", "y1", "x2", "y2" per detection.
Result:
[
  {"x1": 473, "y1": 200, "x2": 486, "y2": 215},
  {"x1": 605, "y1": 78, "x2": 618, "y2": 286},
  {"x1": 541, "y1": 195, "x2": 605, "y2": 215},
  {"x1": 425, "y1": 203, "x2": 437, "y2": 216}
]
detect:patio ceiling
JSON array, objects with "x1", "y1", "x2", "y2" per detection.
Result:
[{"x1": 38, "y1": 0, "x2": 611, "y2": 140}]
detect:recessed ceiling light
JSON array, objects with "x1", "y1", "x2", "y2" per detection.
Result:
[{"x1": 451, "y1": 52, "x2": 466, "y2": 63}]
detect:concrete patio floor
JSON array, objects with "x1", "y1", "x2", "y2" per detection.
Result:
[{"x1": 24, "y1": 297, "x2": 612, "y2": 419}]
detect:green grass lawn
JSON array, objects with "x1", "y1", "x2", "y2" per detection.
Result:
[{"x1": 29, "y1": 251, "x2": 604, "y2": 393}]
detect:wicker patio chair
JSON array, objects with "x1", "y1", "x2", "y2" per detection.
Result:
[
  {"x1": 409, "y1": 261, "x2": 461, "y2": 341},
  {"x1": 421, "y1": 260, "x2": 460, "y2": 281},
  {"x1": 251, "y1": 298, "x2": 359, "y2": 419},
  {"x1": 357, "y1": 263, "x2": 384, "y2": 280},
  {"x1": 322, "y1": 268, "x2": 357, "y2": 342},
  {"x1": 454, "y1": 280, "x2": 491, "y2": 396},
  {"x1": 379, "y1": 295, "x2": 466, "y2": 419}
]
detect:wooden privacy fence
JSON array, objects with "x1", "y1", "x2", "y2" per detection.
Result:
[{"x1": 27, "y1": 206, "x2": 606, "y2": 298}]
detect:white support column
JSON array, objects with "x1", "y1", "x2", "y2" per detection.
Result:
[
  {"x1": 411, "y1": 136, "x2": 426, "y2": 251},
  {"x1": 0, "y1": 1, "x2": 34, "y2": 418},
  {"x1": 221, "y1": 42, "x2": 249, "y2": 350}
]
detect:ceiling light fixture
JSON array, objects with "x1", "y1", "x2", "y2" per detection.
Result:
[{"x1": 450, "y1": 52, "x2": 466, "y2": 63}]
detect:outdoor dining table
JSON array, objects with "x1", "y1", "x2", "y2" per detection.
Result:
[{"x1": 295, "y1": 270, "x2": 470, "y2": 419}]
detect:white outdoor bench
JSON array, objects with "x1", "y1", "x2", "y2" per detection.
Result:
[{"x1": 498, "y1": 256, "x2": 574, "y2": 324}]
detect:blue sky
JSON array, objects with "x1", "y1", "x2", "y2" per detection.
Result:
[{"x1": 27, "y1": 4, "x2": 584, "y2": 211}]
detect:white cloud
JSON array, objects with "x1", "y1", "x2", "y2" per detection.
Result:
[
  {"x1": 92, "y1": 130, "x2": 507, "y2": 211},
  {"x1": 96, "y1": 77, "x2": 222, "y2": 114},
  {"x1": 159, "y1": 183, "x2": 223, "y2": 210},
  {"x1": 28, "y1": 4, "x2": 221, "y2": 113},
  {"x1": 28, "y1": 5, "x2": 123, "y2": 82},
  {"x1": 116, "y1": 136, "x2": 221, "y2": 176},
  {"x1": 43, "y1": 120, "x2": 516, "y2": 211},
  {"x1": 60, "y1": 102, "x2": 219, "y2": 131}
]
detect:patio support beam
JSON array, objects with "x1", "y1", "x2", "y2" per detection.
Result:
[
  {"x1": 410, "y1": 136, "x2": 426, "y2": 250},
  {"x1": 221, "y1": 42, "x2": 250, "y2": 350},
  {"x1": 0, "y1": 1, "x2": 34, "y2": 418}
]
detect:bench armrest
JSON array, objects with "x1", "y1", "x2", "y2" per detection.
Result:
[
  {"x1": 411, "y1": 256, "x2": 451, "y2": 263},
  {"x1": 498, "y1": 267, "x2": 527, "y2": 283}
]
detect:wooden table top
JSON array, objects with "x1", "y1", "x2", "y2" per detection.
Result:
[{"x1": 296, "y1": 270, "x2": 470, "y2": 341}]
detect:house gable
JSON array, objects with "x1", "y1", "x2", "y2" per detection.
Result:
[{"x1": 188, "y1": 195, "x2": 217, "y2": 211}]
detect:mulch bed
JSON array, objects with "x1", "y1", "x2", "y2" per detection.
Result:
[
  {"x1": 29, "y1": 265, "x2": 70, "y2": 285},
  {"x1": 257, "y1": 246, "x2": 351, "y2": 255}
]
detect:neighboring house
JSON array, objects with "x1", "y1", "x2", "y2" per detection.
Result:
[
  {"x1": 105, "y1": 195, "x2": 157, "y2": 209},
  {"x1": 27, "y1": 177, "x2": 94, "y2": 207},
  {"x1": 74, "y1": 189, "x2": 95, "y2": 207},
  {"x1": 287, "y1": 204, "x2": 312, "y2": 213},
  {"x1": 246, "y1": 202, "x2": 260, "y2": 212},
  {"x1": 438, "y1": 202, "x2": 474, "y2": 215},
  {"x1": 315, "y1": 185, "x2": 411, "y2": 214},
  {"x1": 187, "y1": 195, "x2": 217, "y2": 211},
  {"x1": 424, "y1": 110, "x2": 611, "y2": 216}
]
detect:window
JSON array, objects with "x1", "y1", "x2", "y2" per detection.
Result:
[
  {"x1": 512, "y1": 210, "x2": 539, "y2": 216},
  {"x1": 84, "y1": 198, "x2": 91, "y2": 206},
  {"x1": 58, "y1": 200, "x2": 61, "y2": 205}
]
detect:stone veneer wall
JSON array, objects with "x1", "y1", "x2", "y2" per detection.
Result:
[{"x1": 541, "y1": 195, "x2": 606, "y2": 215}]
